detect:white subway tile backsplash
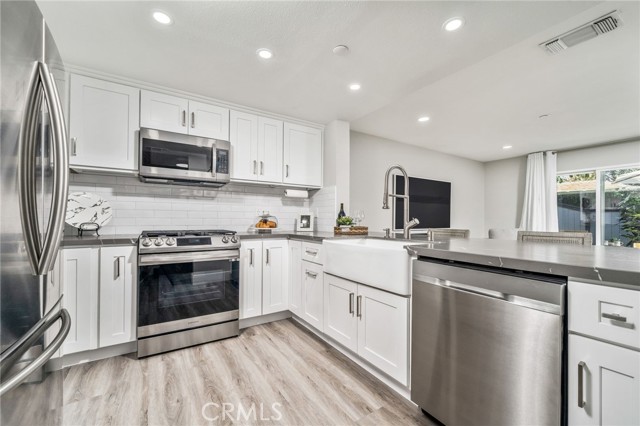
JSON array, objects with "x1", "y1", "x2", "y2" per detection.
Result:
[{"x1": 67, "y1": 174, "x2": 332, "y2": 235}]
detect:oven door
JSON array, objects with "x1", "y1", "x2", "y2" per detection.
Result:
[
  {"x1": 139, "y1": 128, "x2": 220, "y2": 182},
  {"x1": 137, "y1": 250, "x2": 239, "y2": 338}
]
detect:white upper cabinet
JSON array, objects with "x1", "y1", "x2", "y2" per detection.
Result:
[
  {"x1": 230, "y1": 111, "x2": 283, "y2": 184},
  {"x1": 69, "y1": 74, "x2": 139, "y2": 171},
  {"x1": 283, "y1": 123, "x2": 322, "y2": 187},
  {"x1": 140, "y1": 90, "x2": 229, "y2": 140},
  {"x1": 230, "y1": 111, "x2": 259, "y2": 181},
  {"x1": 140, "y1": 90, "x2": 189, "y2": 134},
  {"x1": 257, "y1": 117, "x2": 283, "y2": 183},
  {"x1": 188, "y1": 100, "x2": 230, "y2": 140}
]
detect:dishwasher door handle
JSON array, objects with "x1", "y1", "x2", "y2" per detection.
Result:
[{"x1": 415, "y1": 274, "x2": 506, "y2": 300}]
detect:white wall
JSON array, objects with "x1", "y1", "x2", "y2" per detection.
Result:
[
  {"x1": 350, "y1": 132, "x2": 485, "y2": 237},
  {"x1": 484, "y1": 156, "x2": 527, "y2": 232},
  {"x1": 323, "y1": 120, "x2": 349, "y2": 214},
  {"x1": 557, "y1": 139, "x2": 640, "y2": 172},
  {"x1": 483, "y1": 140, "x2": 640, "y2": 233}
]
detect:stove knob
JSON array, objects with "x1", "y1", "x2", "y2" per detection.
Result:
[
  {"x1": 141, "y1": 238, "x2": 152, "y2": 247},
  {"x1": 166, "y1": 237, "x2": 176, "y2": 246},
  {"x1": 231, "y1": 236, "x2": 238, "y2": 244},
  {"x1": 222, "y1": 235, "x2": 229, "y2": 244},
  {"x1": 154, "y1": 238, "x2": 165, "y2": 246}
]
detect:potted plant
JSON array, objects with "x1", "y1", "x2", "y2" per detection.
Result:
[{"x1": 336, "y1": 216, "x2": 354, "y2": 228}]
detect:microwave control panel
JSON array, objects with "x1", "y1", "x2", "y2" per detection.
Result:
[{"x1": 216, "y1": 149, "x2": 229, "y2": 175}]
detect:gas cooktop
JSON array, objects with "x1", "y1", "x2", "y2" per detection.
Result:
[{"x1": 138, "y1": 229, "x2": 240, "y2": 253}]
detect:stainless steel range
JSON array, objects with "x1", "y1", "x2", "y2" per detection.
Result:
[{"x1": 137, "y1": 229, "x2": 240, "y2": 358}]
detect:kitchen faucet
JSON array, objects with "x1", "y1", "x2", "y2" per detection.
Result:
[{"x1": 382, "y1": 165, "x2": 419, "y2": 239}]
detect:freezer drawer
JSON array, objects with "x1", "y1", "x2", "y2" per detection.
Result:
[{"x1": 411, "y1": 259, "x2": 565, "y2": 426}]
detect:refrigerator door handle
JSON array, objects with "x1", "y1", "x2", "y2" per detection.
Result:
[
  {"x1": 0, "y1": 304, "x2": 70, "y2": 396},
  {"x1": 18, "y1": 64, "x2": 43, "y2": 275},
  {"x1": 19, "y1": 62, "x2": 69, "y2": 275},
  {"x1": 38, "y1": 62, "x2": 69, "y2": 274}
]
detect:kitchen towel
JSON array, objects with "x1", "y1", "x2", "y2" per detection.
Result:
[{"x1": 284, "y1": 189, "x2": 309, "y2": 198}]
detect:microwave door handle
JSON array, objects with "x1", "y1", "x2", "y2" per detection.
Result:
[
  {"x1": 18, "y1": 64, "x2": 44, "y2": 274},
  {"x1": 37, "y1": 62, "x2": 69, "y2": 274},
  {"x1": 211, "y1": 146, "x2": 217, "y2": 178}
]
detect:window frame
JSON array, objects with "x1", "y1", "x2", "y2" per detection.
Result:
[{"x1": 557, "y1": 162, "x2": 640, "y2": 245}]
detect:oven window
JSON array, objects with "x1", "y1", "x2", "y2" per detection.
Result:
[
  {"x1": 141, "y1": 138, "x2": 212, "y2": 172},
  {"x1": 138, "y1": 259, "x2": 239, "y2": 328}
]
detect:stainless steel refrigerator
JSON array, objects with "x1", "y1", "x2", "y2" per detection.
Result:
[{"x1": 1, "y1": 1, "x2": 71, "y2": 424}]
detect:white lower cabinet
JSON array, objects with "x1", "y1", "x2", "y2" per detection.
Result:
[
  {"x1": 323, "y1": 273, "x2": 409, "y2": 385},
  {"x1": 288, "y1": 241, "x2": 303, "y2": 316},
  {"x1": 98, "y1": 247, "x2": 136, "y2": 347},
  {"x1": 569, "y1": 334, "x2": 640, "y2": 425},
  {"x1": 239, "y1": 239, "x2": 288, "y2": 319},
  {"x1": 59, "y1": 246, "x2": 136, "y2": 355},
  {"x1": 301, "y1": 262, "x2": 323, "y2": 332},
  {"x1": 240, "y1": 240, "x2": 264, "y2": 319},
  {"x1": 568, "y1": 280, "x2": 640, "y2": 426},
  {"x1": 60, "y1": 248, "x2": 99, "y2": 354}
]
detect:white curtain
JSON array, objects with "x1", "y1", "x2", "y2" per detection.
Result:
[{"x1": 520, "y1": 151, "x2": 559, "y2": 231}]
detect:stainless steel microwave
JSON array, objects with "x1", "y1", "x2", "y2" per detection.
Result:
[{"x1": 138, "y1": 128, "x2": 230, "y2": 187}]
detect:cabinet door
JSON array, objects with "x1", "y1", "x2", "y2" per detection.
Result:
[
  {"x1": 288, "y1": 241, "x2": 303, "y2": 316},
  {"x1": 283, "y1": 123, "x2": 322, "y2": 187},
  {"x1": 188, "y1": 100, "x2": 229, "y2": 140},
  {"x1": 240, "y1": 241, "x2": 263, "y2": 319},
  {"x1": 60, "y1": 248, "x2": 99, "y2": 354},
  {"x1": 257, "y1": 117, "x2": 283, "y2": 183},
  {"x1": 357, "y1": 284, "x2": 409, "y2": 384},
  {"x1": 69, "y1": 74, "x2": 139, "y2": 170},
  {"x1": 262, "y1": 240, "x2": 289, "y2": 315},
  {"x1": 140, "y1": 90, "x2": 189, "y2": 134},
  {"x1": 569, "y1": 334, "x2": 640, "y2": 426},
  {"x1": 323, "y1": 274, "x2": 358, "y2": 352},
  {"x1": 301, "y1": 262, "x2": 324, "y2": 332},
  {"x1": 99, "y1": 246, "x2": 136, "y2": 347},
  {"x1": 229, "y1": 110, "x2": 258, "y2": 181}
]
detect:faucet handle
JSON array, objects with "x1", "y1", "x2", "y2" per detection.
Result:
[{"x1": 383, "y1": 228, "x2": 391, "y2": 238}]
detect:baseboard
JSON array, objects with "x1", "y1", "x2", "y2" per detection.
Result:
[
  {"x1": 239, "y1": 310, "x2": 292, "y2": 329},
  {"x1": 290, "y1": 316, "x2": 412, "y2": 402},
  {"x1": 46, "y1": 341, "x2": 137, "y2": 371}
]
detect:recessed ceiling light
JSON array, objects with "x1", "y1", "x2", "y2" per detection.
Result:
[
  {"x1": 417, "y1": 116, "x2": 430, "y2": 123},
  {"x1": 152, "y1": 11, "x2": 172, "y2": 25},
  {"x1": 502, "y1": 145, "x2": 513, "y2": 150},
  {"x1": 333, "y1": 45, "x2": 350, "y2": 56},
  {"x1": 349, "y1": 83, "x2": 361, "y2": 91},
  {"x1": 443, "y1": 17, "x2": 464, "y2": 32},
  {"x1": 257, "y1": 48, "x2": 273, "y2": 59}
]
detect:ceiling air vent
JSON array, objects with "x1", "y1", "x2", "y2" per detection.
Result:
[{"x1": 540, "y1": 11, "x2": 622, "y2": 54}]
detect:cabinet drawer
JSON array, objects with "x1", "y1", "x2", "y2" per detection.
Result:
[
  {"x1": 569, "y1": 280, "x2": 640, "y2": 350},
  {"x1": 301, "y1": 242, "x2": 323, "y2": 265}
]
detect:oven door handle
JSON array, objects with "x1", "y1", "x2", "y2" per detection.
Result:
[{"x1": 139, "y1": 250, "x2": 240, "y2": 266}]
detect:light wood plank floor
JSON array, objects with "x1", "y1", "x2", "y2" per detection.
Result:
[{"x1": 8, "y1": 319, "x2": 438, "y2": 426}]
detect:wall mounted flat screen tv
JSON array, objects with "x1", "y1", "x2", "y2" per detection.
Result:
[{"x1": 394, "y1": 175, "x2": 451, "y2": 230}]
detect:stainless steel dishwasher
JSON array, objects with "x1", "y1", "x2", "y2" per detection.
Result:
[{"x1": 411, "y1": 258, "x2": 566, "y2": 426}]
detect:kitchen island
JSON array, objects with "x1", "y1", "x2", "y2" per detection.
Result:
[{"x1": 409, "y1": 237, "x2": 640, "y2": 287}]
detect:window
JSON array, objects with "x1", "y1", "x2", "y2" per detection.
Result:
[{"x1": 557, "y1": 166, "x2": 640, "y2": 245}]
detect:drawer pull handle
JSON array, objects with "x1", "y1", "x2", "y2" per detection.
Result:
[
  {"x1": 602, "y1": 312, "x2": 627, "y2": 323},
  {"x1": 305, "y1": 249, "x2": 318, "y2": 256},
  {"x1": 305, "y1": 270, "x2": 318, "y2": 278},
  {"x1": 349, "y1": 293, "x2": 354, "y2": 314},
  {"x1": 578, "y1": 361, "x2": 586, "y2": 408}
]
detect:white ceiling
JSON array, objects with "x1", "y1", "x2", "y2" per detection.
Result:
[{"x1": 37, "y1": 1, "x2": 639, "y2": 162}]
